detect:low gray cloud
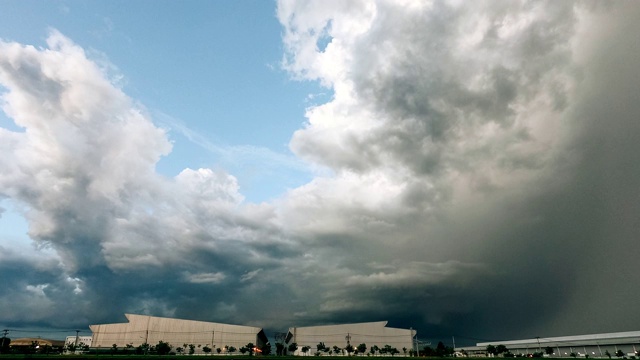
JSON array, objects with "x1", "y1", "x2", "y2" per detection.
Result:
[{"x1": 1, "y1": 0, "x2": 639, "y2": 347}]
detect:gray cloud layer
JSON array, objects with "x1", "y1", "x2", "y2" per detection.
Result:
[{"x1": 1, "y1": 1, "x2": 639, "y2": 345}]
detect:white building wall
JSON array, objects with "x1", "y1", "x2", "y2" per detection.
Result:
[
  {"x1": 90, "y1": 314, "x2": 265, "y2": 354},
  {"x1": 285, "y1": 321, "x2": 415, "y2": 356}
]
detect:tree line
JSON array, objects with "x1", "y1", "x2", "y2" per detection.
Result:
[{"x1": 278, "y1": 341, "x2": 420, "y2": 356}]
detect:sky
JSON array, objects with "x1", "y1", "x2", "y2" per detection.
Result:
[{"x1": 1, "y1": 0, "x2": 640, "y2": 348}]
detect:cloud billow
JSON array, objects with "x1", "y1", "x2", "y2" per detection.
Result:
[
  {"x1": 1, "y1": 1, "x2": 639, "y2": 344},
  {"x1": 277, "y1": 0, "x2": 640, "y2": 340}
]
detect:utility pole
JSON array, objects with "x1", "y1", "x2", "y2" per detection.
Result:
[
  {"x1": 1, "y1": 329, "x2": 8, "y2": 353},
  {"x1": 75, "y1": 330, "x2": 80, "y2": 347},
  {"x1": 536, "y1": 337, "x2": 542, "y2": 353},
  {"x1": 452, "y1": 336, "x2": 456, "y2": 350}
]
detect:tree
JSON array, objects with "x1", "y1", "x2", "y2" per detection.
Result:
[
  {"x1": 496, "y1": 345, "x2": 508, "y2": 355},
  {"x1": 605, "y1": 350, "x2": 612, "y2": 359},
  {"x1": 246, "y1": 343, "x2": 255, "y2": 356},
  {"x1": 345, "y1": 344, "x2": 355, "y2": 356},
  {"x1": 616, "y1": 350, "x2": 624, "y2": 358},
  {"x1": 333, "y1": 345, "x2": 342, "y2": 356},
  {"x1": 276, "y1": 343, "x2": 285, "y2": 356},
  {"x1": 545, "y1": 347, "x2": 554, "y2": 356},
  {"x1": 176, "y1": 347, "x2": 184, "y2": 355},
  {"x1": 318, "y1": 342, "x2": 327, "y2": 353},
  {"x1": 157, "y1": 341, "x2": 173, "y2": 355},
  {"x1": 156, "y1": 340, "x2": 173, "y2": 355},
  {"x1": 188, "y1": 344, "x2": 196, "y2": 355},
  {"x1": 423, "y1": 346, "x2": 436, "y2": 356},
  {"x1": 217, "y1": 347, "x2": 222, "y2": 355},
  {"x1": 302, "y1": 346, "x2": 311, "y2": 356},
  {"x1": 136, "y1": 343, "x2": 150, "y2": 355},
  {"x1": 379, "y1": 346, "x2": 387, "y2": 356},
  {"x1": 570, "y1": 352, "x2": 578, "y2": 358},
  {"x1": 358, "y1": 343, "x2": 367, "y2": 356},
  {"x1": 486, "y1": 345, "x2": 497, "y2": 357},
  {"x1": 383, "y1": 345, "x2": 392, "y2": 356},
  {"x1": 436, "y1": 342, "x2": 453, "y2": 357},
  {"x1": 289, "y1": 343, "x2": 299, "y2": 354},
  {"x1": 228, "y1": 346, "x2": 237, "y2": 354},
  {"x1": 261, "y1": 343, "x2": 272, "y2": 356},
  {"x1": 202, "y1": 346, "x2": 212, "y2": 355}
]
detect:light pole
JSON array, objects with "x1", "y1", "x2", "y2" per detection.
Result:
[{"x1": 411, "y1": 328, "x2": 417, "y2": 357}]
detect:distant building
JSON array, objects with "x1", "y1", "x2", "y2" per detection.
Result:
[
  {"x1": 9, "y1": 338, "x2": 65, "y2": 353},
  {"x1": 90, "y1": 313, "x2": 268, "y2": 354},
  {"x1": 284, "y1": 321, "x2": 416, "y2": 356},
  {"x1": 457, "y1": 331, "x2": 640, "y2": 357},
  {"x1": 64, "y1": 335, "x2": 93, "y2": 353}
]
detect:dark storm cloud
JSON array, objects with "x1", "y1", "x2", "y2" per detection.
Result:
[
  {"x1": 0, "y1": 247, "x2": 91, "y2": 328},
  {"x1": 278, "y1": 0, "x2": 640, "y2": 343}
]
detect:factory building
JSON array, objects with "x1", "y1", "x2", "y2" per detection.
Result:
[
  {"x1": 90, "y1": 314, "x2": 268, "y2": 354},
  {"x1": 284, "y1": 321, "x2": 416, "y2": 356},
  {"x1": 458, "y1": 330, "x2": 640, "y2": 357}
]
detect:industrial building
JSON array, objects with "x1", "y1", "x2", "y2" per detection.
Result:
[
  {"x1": 90, "y1": 314, "x2": 268, "y2": 354},
  {"x1": 8, "y1": 338, "x2": 65, "y2": 353},
  {"x1": 284, "y1": 321, "x2": 416, "y2": 356},
  {"x1": 458, "y1": 331, "x2": 640, "y2": 357}
]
